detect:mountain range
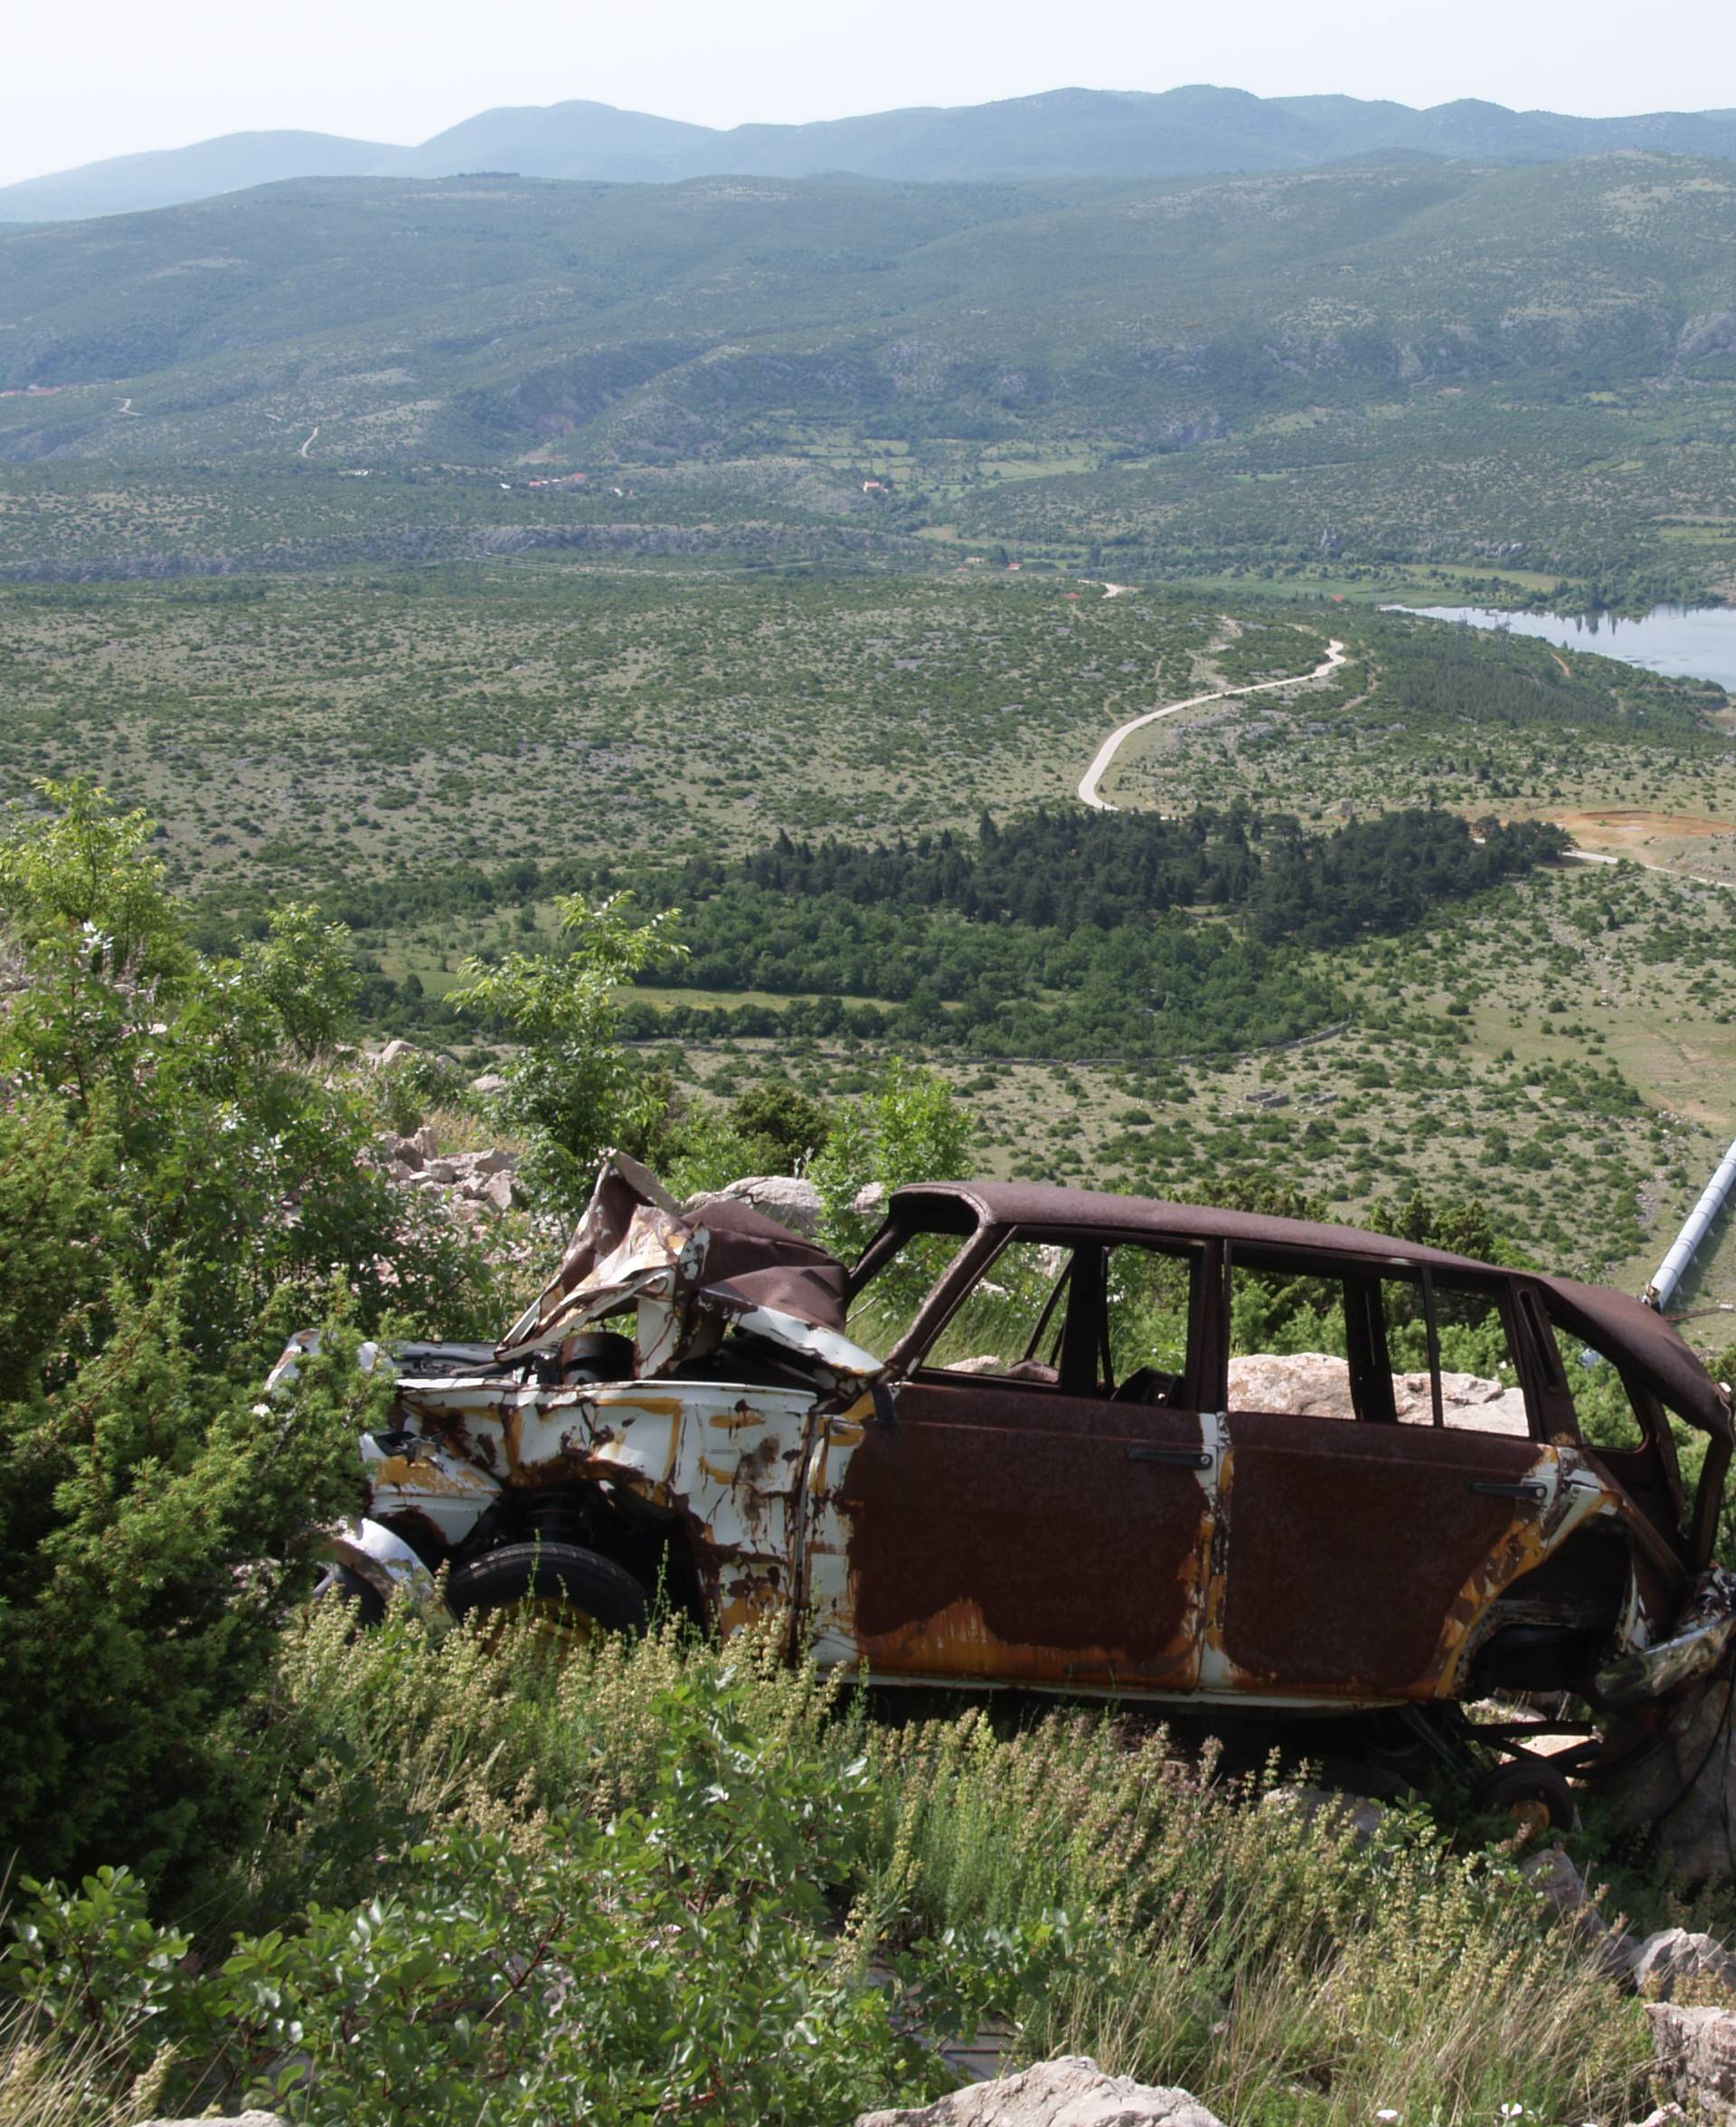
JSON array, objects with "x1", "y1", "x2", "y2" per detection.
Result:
[{"x1": 8, "y1": 84, "x2": 1736, "y2": 222}]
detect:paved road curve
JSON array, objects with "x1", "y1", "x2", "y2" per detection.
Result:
[{"x1": 1078, "y1": 636, "x2": 1348, "y2": 811}]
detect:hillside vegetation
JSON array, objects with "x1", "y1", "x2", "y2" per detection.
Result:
[{"x1": 1, "y1": 156, "x2": 1733, "y2": 598}]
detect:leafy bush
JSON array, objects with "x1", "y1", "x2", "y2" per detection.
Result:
[
  {"x1": 448, "y1": 891, "x2": 684, "y2": 1215},
  {"x1": 811, "y1": 1057, "x2": 973, "y2": 1261},
  {"x1": 0, "y1": 783, "x2": 499, "y2": 1884},
  {"x1": 4, "y1": 1628, "x2": 1024, "y2": 2127}
]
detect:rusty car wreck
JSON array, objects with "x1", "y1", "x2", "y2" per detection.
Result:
[{"x1": 280, "y1": 1153, "x2": 1736, "y2": 1848}]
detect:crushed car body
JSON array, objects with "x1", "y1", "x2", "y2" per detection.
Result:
[{"x1": 278, "y1": 1153, "x2": 1736, "y2": 1785}]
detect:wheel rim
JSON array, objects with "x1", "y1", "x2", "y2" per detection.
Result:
[{"x1": 1504, "y1": 1794, "x2": 1554, "y2": 1839}]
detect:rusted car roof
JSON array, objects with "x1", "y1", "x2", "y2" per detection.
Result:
[
  {"x1": 890, "y1": 1182, "x2": 1732, "y2": 1438},
  {"x1": 1542, "y1": 1276, "x2": 1732, "y2": 1441},
  {"x1": 890, "y1": 1180, "x2": 1498, "y2": 1271}
]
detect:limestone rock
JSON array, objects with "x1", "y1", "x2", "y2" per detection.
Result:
[
  {"x1": 472, "y1": 1072, "x2": 509, "y2": 1096},
  {"x1": 374, "y1": 1038, "x2": 419, "y2": 1068},
  {"x1": 479, "y1": 1168, "x2": 516, "y2": 1214},
  {"x1": 688, "y1": 1175, "x2": 825, "y2": 1238},
  {"x1": 853, "y1": 1180, "x2": 888, "y2": 1217},
  {"x1": 1262, "y1": 1784, "x2": 1387, "y2": 1848},
  {"x1": 1649, "y1": 2002, "x2": 1736, "y2": 2117},
  {"x1": 1519, "y1": 1845, "x2": 1595, "y2": 1919},
  {"x1": 1631, "y1": 1927, "x2": 1736, "y2": 2000},
  {"x1": 1225, "y1": 1352, "x2": 1529, "y2": 1433},
  {"x1": 854, "y1": 2056, "x2": 1227, "y2": 2127},
  {"x1": 140, "y1": 2114, "x2": 289, "y2": 2127}
]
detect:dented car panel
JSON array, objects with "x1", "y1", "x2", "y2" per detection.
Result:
[{"x1": 301, "y1": 1160, "x2": 1736, "y2": 1726}]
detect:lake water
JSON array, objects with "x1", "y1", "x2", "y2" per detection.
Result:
[{"x1": 1384, "y1": 603, "x2": 1736, "y2": 691}]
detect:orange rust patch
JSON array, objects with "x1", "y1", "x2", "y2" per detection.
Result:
[{"x1": 708, "y1": 1409, "x2": 766, "y2": 1432}]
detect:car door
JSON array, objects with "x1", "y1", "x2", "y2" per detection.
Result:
[
  {"x1": 1212, "y1": 1253, "x2": 1565, "y2": 1703},
  {"x1": 803, "y1": 1230, "x2": 1216, "y2": 1692}
]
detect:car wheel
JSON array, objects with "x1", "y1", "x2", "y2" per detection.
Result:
[
  {"x1": 1470, "y1": 1755, "x2": 1578, "y2": 1834},
  {"x1": 316, "y1": 1563, "x2": 387, "y2": 1627},
  {"x1": 446, "y1": 1540, "x2": 650, "y2": 1654}
]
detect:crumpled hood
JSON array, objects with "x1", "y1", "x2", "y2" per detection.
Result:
[{"x1": 497, "y1": 1150, "x2": 881, "y2": 1390}]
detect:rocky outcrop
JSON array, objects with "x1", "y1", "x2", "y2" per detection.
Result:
[
  {"x1": 377, "y1": 1127, "x2": 520, "y2": 1222},
  {"x1": 1225, "y1": 1352, "x2": 1530, "y2": 1433},
  {"x1": 1601, "y1": 1675, "x2": 1736, "y2": 1887},
  {"x1": 684, "y1": 1174, "x2": 825, "y2": 1238},
  {"x1": 1649, "y1": 2003, "x2": 1736, "y2": 2119},
  {"x1": 855, "y1": 2057, "x2": 1227, "y2": 2127}
]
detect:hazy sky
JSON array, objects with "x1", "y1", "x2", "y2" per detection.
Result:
[{"x1": 5, "y1": 0, "x2": 1734, "y2": 187}]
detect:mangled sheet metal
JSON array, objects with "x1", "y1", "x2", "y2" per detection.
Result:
[
  {"x1": 497, "y1": 1150, "x2": 877, "y2": 1392},
  {"x1": 1597, "y1": 1565, "x2": 1736, "y2": 1706}
]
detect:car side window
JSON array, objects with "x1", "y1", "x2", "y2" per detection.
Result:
[
  {"x1": 1227, "y1": 1254, "x2": 1531, "y2": 1433},
  {"x1": 920, "y1": 1240, "x2": 1072, "y2": 1380},
  {"x1": 1102, "y1": 1243, "x2": 1200, "y2": 1405},
  {"x1": 846, "y1": 1227, "x2": 971, "y2": 1354},
  {"x1": 1550, "y1": 1325, "x2": 1649, "y2": 1451}
]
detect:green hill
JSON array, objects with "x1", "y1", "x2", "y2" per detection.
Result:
[{"x1": 1, "y1": 155, "x2": 1731, "y2": 596}]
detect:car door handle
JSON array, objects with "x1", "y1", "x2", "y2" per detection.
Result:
[
  {"x1": 1467, "y1": 1479, "x2": 1548, "y2": 1501},
  {"x1": 1129, "y1": 1445, "x2": 1212, "y2": 1469}
]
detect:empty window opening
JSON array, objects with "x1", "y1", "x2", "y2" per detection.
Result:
[{"x1": 1228, "y1": 1254, "x2": 1529, "y2": 1433}]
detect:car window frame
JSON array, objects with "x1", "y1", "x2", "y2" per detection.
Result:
[
  {"x1": 1218, "y1": 1241, "x2": 1544, "y2": 1442},
  {"x1": 895, "y1": 1222, "x2": 1210, "y2": 1404}
]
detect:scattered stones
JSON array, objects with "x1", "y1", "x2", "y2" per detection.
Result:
[
  {"x1": 1649, "y1": 2002, "x2": 1736, "y2": 2119},
  {"x1": 373, "y1": 1127, "x2": 520, "y2": 1222},
  {"x1": 854, "y1": 2056, "x2": 1227, "y2": 2127}
]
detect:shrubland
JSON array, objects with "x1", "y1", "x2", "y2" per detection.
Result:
[
  {"x1": 0, "y1": 1608, "x2": 1677, "y2": 2127},
  {"x1": 4, "y1": 778, "x2": 1734, "y2": 2125}
]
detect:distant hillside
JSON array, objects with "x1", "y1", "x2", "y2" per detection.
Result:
[
  {"x1": 4, "y1": 156, "x2": 1733, "y2": 462},
  {"x1": 0, "y1": 130, "x2": 398, "y2": 222},
  {"x1": 2, "y1": 154, "x2": 1732, "y2": 601},
  {"x1": 7, "y1": 86, "x2": 1736, "y2": 222}
]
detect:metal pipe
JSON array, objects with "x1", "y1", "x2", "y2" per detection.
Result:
[{"x1": 1647, "y1": 1137, "x2": 1736, "y2": 1311}]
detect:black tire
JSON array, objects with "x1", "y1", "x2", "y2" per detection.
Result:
[
  {"x1": 445, "y1": 1540, "x2": 650, "y2": 1650},
  {"x1": 1470, "y1": 1755, "x2": 1578, "y2": 1833}
]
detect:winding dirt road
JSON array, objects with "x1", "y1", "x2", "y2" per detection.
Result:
[{"x1": 1078, "y1": 637, "x2": 1348, "y2": 812}]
